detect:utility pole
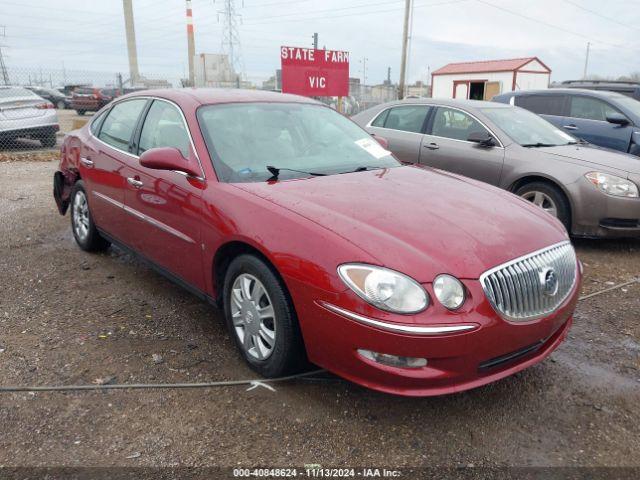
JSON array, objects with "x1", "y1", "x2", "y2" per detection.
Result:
[
  {"x1": 0, "y1": 26, "x2": 10, "y2": 85},
  {"x1": 387, "y1": 67, "x2": 391, "y2": 85},
  {"x1": 186, "y1": 0, "x2": 196, "y2": 86},
  {"x1": 398, "y1": 0, "x2": 412, "y2": 99},
  {"x1": 583, "y1": 42, "x2": 590, "y2": 80},
  {"x1": 312, "y1": 32, "x2": 318, "y2": 50},
  {"x1": 122, "y1": 0, "x2": 140, "y2": 86}
]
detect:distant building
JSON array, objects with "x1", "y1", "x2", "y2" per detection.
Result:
[
  {"x1": 405, "y1": 81, "x2": 431, "y2": 98},
  {"x1": 431, "y1": 57, "x2": 551, "y2": 100},
  {"x1": 194, "y1": 53, "x2": 251, "y2": 88}
]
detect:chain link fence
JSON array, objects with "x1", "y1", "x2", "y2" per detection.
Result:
[{"x1": 0, "y1": 66, "x2": 400, "y2": 153}]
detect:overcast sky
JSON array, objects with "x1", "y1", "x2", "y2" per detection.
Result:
[{"x1": 1, "y1": 0, "x2": 638, "y2": 86}]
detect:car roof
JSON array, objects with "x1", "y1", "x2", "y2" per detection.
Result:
[
  {"x1": 380, "y1": 98, "x2": 513, "y2": 109},
  {"x1": 123, "y1": 88, "x2": 322, "y2": 106},
  {"x1": 503, "y1": 88, "x2": 628, "y2": 99}
]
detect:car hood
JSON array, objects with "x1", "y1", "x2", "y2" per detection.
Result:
[
  {"x1": 234, "y1": 166, "x2": 568, "y2": 281},
  {"x1": 533, "y1": 144, "x2": 640, "y2": 177}
]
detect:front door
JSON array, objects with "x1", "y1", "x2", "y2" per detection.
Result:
[
  {"x1": 122, "y1": 99, "x2": 206, "y2": 291},
  {"x1": 565, "y1": 95, "x2": 634, "y2": 152},
  {"x1": 420, "y1": 106, "x2": 505, "y2": 185}
]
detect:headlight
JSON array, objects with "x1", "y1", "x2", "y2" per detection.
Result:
[
  {"x1": 433, "y1": 274, "x2": 466, "y2": 310},
  {"x1": 585, "y1": 172, "x2": 639, "y2": 198},
  {"x1": 337, "y1": 264, "x2": 428, "y2": 314}
]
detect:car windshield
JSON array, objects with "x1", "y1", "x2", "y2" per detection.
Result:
[
  {"x1": 612, "y1": 95, "x2": 640, "y2": 119},
  {"x1": 480, "y1": 106, "x2": 576, "y2": 147},
  {"x1": 198, "y1": 102, "x2": 400, "y2": 182}
]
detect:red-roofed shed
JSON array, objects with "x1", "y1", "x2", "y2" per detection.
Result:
[{"x1": 431, "y1": 57, "x2": 551, "y2": 100}]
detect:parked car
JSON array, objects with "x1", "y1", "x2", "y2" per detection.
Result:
[
  {"x1": 54, "y1": 89, "x2": 580, "y2": 397},
  {"x1": 0, "y1": 86, "x2": 59, "y2": 148},
  {"x1": 71, "y1": 87, "x2": 120, "y2": 115},
  {"x1": 353, "y1": 98, "x2": 640, "y2": 238},
  {"x1": 24, "y1": 85, "x2": 69, "y2": 109},
  {"x1": 493, "y1": 89, "x2": 640, "y2": 156},
  {"x1": 556, "y1": 80, "x2": 640, "y2": 101}
]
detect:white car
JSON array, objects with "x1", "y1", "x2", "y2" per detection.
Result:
[{"x1": 0, "y1": 86, "x2": 59, "y2": 148}]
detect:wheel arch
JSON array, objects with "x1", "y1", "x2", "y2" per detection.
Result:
[
  {"x1": 211, "y1": 240, "x2": 288, "y2": 307},
  {"x1": 509, "y1": 174, "x2": 574, "y2": 227}
]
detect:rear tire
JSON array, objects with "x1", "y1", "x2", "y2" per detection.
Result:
[
  {"x1": 515, "y1": 181, "x2": 571, "y2": 232},
  {"x1": 223, "y1": 254, "x2": 306, "y2": 377},
  {"x1": 76, "y1": 110, "x2": 86, "y2": 116},
  {"x1": 70, "y1": 180, "x2": 110, "y2": 252},
  {"x1": 56, "y1": 100, "x2": 66, "y2": 109},
  {"x1": 41, "y1": 132, "x2": 57, "y2": 148}
]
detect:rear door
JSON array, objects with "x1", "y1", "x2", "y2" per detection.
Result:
[
  {"x1": 365, "y1": 104, "x2": 430, "y2": 163},
  {"x1": 84, "y1": 98, "x2": 149, "y2": 243},
  {"x1": 420, "y1": 106, "x2": 505, "y2": 185},
  {"x1": 565, "y1": 95, "x2": 633, "y2": 152},
  {"x1": 122, "y1": 98, "x2": 206, "y2": 291}
]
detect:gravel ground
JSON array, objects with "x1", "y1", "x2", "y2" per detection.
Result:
[{"x1": 0, "y1": 161, "x2": 639, "y2": 474}]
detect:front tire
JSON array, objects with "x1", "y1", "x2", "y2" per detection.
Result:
[
  {"x1": 223, "y1": 254, "x2": 306, "y2": 377},
  {"x1": 516, "y1": 181, "x2": 571, "y2": 232},
  {"x1": 76, "y1": 110, "x2": 86, "y2": 116},
  {"x1": 70, "y1": 180, "x2": 110, "y2": 252},
  {"x1": 56, "y1": 100, "x2": 66, "y2": 109}
]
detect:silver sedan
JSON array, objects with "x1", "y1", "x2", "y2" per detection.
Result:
[
  {"x1": 0, "y1": 86, "x2": 59, "y2": 148},
  {"x1": 352, "y1": 98, "x2": 640, "y2": 238}
]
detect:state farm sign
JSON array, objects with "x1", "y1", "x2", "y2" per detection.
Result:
[{"x1": 280, "y1": 46, "x2": 349, "y2": 97}]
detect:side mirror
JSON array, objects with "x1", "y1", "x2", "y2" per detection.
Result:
[
  {"x1": 139, "y1": 147, "x2": 201, "y2": 177},
  {"x1": 467, "y1": 131, "x2": 496, "y2": 147},
  {"x1": 606, "y1": 113, "x2": 630, "y2": 126},
  {"x1": 371, "y1": 134, "x2": 389, "y2": 149}
]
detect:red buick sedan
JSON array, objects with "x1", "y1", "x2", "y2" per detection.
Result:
[{"x1": 53, "y1": 89, "x2": 581, "y2": 396}]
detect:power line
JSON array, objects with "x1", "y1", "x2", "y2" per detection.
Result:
[
  {"x1": 474, "y1": 0, "x2": 625, "y2": 49},
  {"x1": 562, "y1": 0, "x2": 640, "y2": 32}
]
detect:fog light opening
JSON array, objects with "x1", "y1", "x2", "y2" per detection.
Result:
[{"x1": 357, "y1": 349, "x2": 427, "y2": 368}]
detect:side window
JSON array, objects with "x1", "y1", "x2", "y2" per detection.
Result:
[
  {"x1": 569, "y1": 96, "x2": 623, "y2": 121},
  {"x1": 98, "y1": 99, "x2": 147, "y2": 151},
  {"x1": 382, "y1": 105, "x2": 429, "y2": 133},
  {"x1": 515, "y1": 95, "x2": 566, "y2": 116},
  {"x1": 371, "y1": 108, "x2": 390, "y2": 127},
  {"x1": 138, "y1": 100, "x2": 191, "y2": 157},
  {"x1": 90, "y1": 109, "x2": 108, "y2": 135},
  {"x1": 431, "y1": 107, "x2": 487, "y2": 142}
]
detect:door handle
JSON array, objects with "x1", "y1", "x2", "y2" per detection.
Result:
[
  {"x1": 127, "y1": 177, "x2": 143, "y2": 188},
  {"x1": 423, "y1": 142, "x2": 440, "y2": 150},
  {"x1": 80, "y1": 157, "x2": 94, "y2": 167},
  {"x1": 563, "y1": 125, "x2": 578, "y2": 131}
]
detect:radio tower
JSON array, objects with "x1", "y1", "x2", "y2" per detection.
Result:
[{"x1": 217, "y1": 0, "x2": 243, "y2": 78}]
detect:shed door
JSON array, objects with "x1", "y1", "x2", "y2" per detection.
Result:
[
  {"x1": 484, "y1": 81, "x2": 501, "y2": 100},
  {"x1": 453, "y1": 81, "x2": 468, "y2": 99}
]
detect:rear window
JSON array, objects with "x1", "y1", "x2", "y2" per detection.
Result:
[
  {"x1": 75, "y1": 88, "x2": 94, "y2": 95},
  {"x1": 514, "y1": 95, "x2": 566, "y2": 116},
  {"x1": 0, "y1": 87, "x2": 38, "y2": 99}
]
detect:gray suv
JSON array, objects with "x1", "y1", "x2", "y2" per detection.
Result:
[
  {"x1": 493, "y1": 89, "x2": 640, "y2": 156},
  {"x1": 352, "y1": 99, "x2": 640, "y2": 238}
]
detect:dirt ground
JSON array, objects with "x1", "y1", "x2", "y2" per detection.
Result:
[{"x1": 0, "y1": 160, "x2": 639, "y2": 474}]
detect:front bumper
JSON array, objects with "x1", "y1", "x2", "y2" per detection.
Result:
[
  {"x1": 289, "y1": 275, "x2": 579, "y2": 397},
  {"x1": 569, "y1": 178, "x2": 640, "y2": 238}
]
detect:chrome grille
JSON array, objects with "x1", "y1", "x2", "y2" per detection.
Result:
[{"x1": 480, "y1": 241, "x2": 577, "y2": 322}]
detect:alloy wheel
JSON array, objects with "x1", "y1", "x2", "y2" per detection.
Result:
[
  {"x1": 72, "y1": 190, "x2": 90, "y2": 242},
  {"x1": 521, "y1": 190, "x2": 558, "y2": 218},
  {"x1": 230, "y1": 273, "x2": 277, "y2": 360}
]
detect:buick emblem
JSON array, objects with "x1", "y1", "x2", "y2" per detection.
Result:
[{"x1": 539, "y1": 267, "x2": 559, "y2": 296}]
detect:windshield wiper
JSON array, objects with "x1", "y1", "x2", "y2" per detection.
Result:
[
  {"x1": 339, "y1": 166, "x2": 382, "y2": 174},
  {"x1": 567, "y1": 139, "x2": 589, "y2": 145},
  {"x1": 521, "y1": 142, "x2": 559, "y2": 148},
  {"x1": 266, "y1": 165, "x2": 327, "y2": 181}
]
